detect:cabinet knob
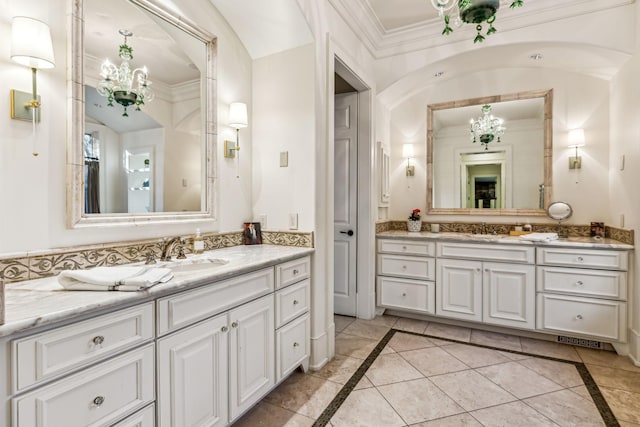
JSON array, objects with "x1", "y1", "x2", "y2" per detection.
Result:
[
  {"x1": 293, "y1": 269, "x2": 299, "y2": 275},
  {"x1": 476, "y1": 268, "x2": 481, "y2": 273},
  {"x1": 293, "y1": 342, "x2": 300, "y2": 347},
  {"x1": 575, "y1": 281, "x2": 584, "y2": 286},
  {"x1": 231, "y1": 321, "x2": 239, "y2": 328},
  {"x1": 576, "y1": 256, "x2": 584, "y2": 262},
  {"x1": 92, "y1": 336, "x2": 105, "y2": 346},
  {"x1": 575, "y1": 314, "x2": 583, "y2": 320},
  {"x1": 92, "y1": 396, "x2": 105, "y2": 407},
  {"x1": 293, "y1": 300, "x2": 299, "y2": 305},
  {"x1": 402, "y1": 265, "x2": 407, "y2": 270},
  {"x1": 402, "y1": 292, "x2": 407, "y2": 297},
  {"x1": 402, "y1": 246, "x2": 407, "y2": 250},
  {"x1": 221, "y1": 326, "x2": 228, "y2": 332}
]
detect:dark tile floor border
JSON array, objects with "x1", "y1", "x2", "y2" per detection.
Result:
[{"x1": 313, "y1": 328, "x2": 619, "y2": 427}]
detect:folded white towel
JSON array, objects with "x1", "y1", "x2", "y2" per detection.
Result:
[
  {"x1": 58, "y1": 266, "x2": 174, "y2": 291},
  {"x1": 519, "y1": 232, "x2": 559, "y2": 242}
]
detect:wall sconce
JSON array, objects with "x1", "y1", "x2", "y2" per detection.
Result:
[
  {"x1": 568, "y1": 128, "x2": 585, "y2": 169},
  {"x1": 10, "y1": 17, "x2": 55, "y2": 125},
  {"x1": 402, "y1": 143, "x2": 415, "y2": 176},
  {"x1": 224, "y1": 102, "x2": 248, "y2": 159}
]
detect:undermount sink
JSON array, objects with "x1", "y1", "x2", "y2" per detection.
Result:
[{"x1": 159, "y1": 256, "x2": 229, "y2": 273}]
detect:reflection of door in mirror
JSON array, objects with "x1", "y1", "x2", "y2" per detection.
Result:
[{"x1": 459, "y1": 151, "x2": 506, "y2": 209}]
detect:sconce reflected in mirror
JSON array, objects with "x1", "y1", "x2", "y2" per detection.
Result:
[
  {"x1": 568, "y1": 128, "x2": 585, "y2": 169},
  {"x1": 403, "y1": 143, "x2": 415, "y2": 176}
]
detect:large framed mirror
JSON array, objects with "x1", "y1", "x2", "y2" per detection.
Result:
[
  {"x1": 427, "y1": 89, "x2": 553, "y2": 216},
  {"x1": 67, "y1": 0, "x2": 217, "y2": 227}
]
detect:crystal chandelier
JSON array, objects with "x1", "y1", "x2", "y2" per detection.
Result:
[
  {"x1": 430, "y1": 0, "x2": 524, "y2": 43},
  {"x1": 97, "y1": 30, "x2": 154, "y2": 117},
  {"x1": 469, "y1": 104, "x2": 505, "y2": 150}
]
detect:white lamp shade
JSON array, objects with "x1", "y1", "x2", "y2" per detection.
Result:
[
  {"x1": 402, "y1": 143, "x2": 414, "y2": 158},
  {"x1": 568, "y1": 128, "x2": 585, "y2": 147},
  {"x1": 229, "y1": 102, "x2": 248, "y2": 129},
  {"x1": 11, "y1": 17, "x2": 55, "y2": 69}
]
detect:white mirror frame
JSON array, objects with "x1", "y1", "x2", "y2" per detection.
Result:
[
  {"x1": 67, "y1": 0, "x2": 217, "y2": 228},
  {"x1": 427, "y1": 89, "x2": 553, "y2": 216}
]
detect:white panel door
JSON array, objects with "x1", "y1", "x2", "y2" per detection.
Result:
[
  {"x1": 436, "y1": 258, "x2": 482, "y2": 321},
  {"x1": 483, "y1": 262, "x2": 535, "y2": 329},
  {"x1": 334, "y1": 92, "x2": 358, "y2": 316},
  {"x1": 157, "y1": 314, "x2": 228, "y2": 427},
  {"x1": 229, "y1": 294, "x2": 275, "y2": 421}
]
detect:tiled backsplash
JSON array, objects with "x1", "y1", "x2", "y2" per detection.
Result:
[
  {"x1": 376, "y1": 221, "x2": 634, "y2": 245},
  {"x1": 0, "y1": 230, "x2": 314, "y2": 284}
]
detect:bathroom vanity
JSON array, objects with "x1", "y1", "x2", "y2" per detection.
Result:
[
  {"x1": 377, "y1": 231, "x2": 632, "y2": 348},
  {"x1": 0, "y1": 245, "x2": 312, "y2": 427}
]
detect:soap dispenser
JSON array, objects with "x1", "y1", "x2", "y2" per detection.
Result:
[{"x1": 193, "y1": 228, "x2": 204, "y2": 254}]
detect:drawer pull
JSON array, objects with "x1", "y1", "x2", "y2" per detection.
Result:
[
  {"x1": 575, "y1": 314, "x2": 583, "y2": 320},
  {"x1": 293, "y1": 342, "x2": 300, "y2": 347},
  {"x1": 293, "y1": 300, "x2": 299, "y2": 305},
  {"x1": 231, "y1": 321, "x2": 239, "y2": 328},
  {"x1": 402, "y1": 246, "x2": 407, "y2": 250},
  {"x1": 92, "y1": 396, "x2": 105, "y2": 407},
  {"x1": 576, "y1": 257, "x2": 584, "y2": 262},
  {"x1": 402, "y1": 265, "x2": 407, "y2": 270},
  {"x1": 293, "y1": 269, "x2": 299, "y2": 275},
  {"x1": 402, "y1": 292, "x2": 407, "y2": 297},
  {"x1": 221, "y1": 326, "x2": 228, "y2": 333},
  {"x1": 92, "y1": 336, "x2": 105, "y2": 346},
  {"x1": 575, "y1": 281, "x2": 584, "y2": 286}
]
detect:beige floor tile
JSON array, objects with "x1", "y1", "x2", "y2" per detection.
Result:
[
  {"x1": 600, "y1": 386, "x2": 640, "y2": 424},
  {"x1": 401, "y1": 346, "x2": 469, "y2": 377},
  {"x1": 363, "y1": 314, "x2": 399, "y2": 327},
  {"x1": 587, "y1": 364, "x2": 640, "y2": 394},
  {"x1": 341, "y1": 319, "x2": 391, "y2": 341},
  {"x1": 619, "y1": 421, "x2": 640, "y2": 427},
  {"x1": 364, "y1": 352, "x2": 424, "y2": 386},
  {"x1": 330, "y1": 388, "x2": 405, "y2": 427},
  {"x1": 520, "y1": 337, "x2": 581, "y2": 361},
  {"x1": 334, "y1": 332, "x2": 380, "y2": 359},
  {"x1": 470, "y1": 400, "x2": 557, "y2": 426},
  {"x1": 263, "y1": 372, "x2": 343, "y2": 419},
  {"x1": 394, "y1": 317, "x2": 429, "y2": 334},
  {"x1": 441, "y1": 343, "x2": 512, "y2": 368},
  {"x1": 377, "y1": 378, "x2": 465, "y2": 424},
  {"x1": 569, "y1": 384, "x2": 593, "y2": 400},
  {"x1": 476, "y1": 361, "x2": 564, "y2": 399},
  {"x1": 334, "y1": 315, "x2": 355, "y2": 333},
  {"x1": 233, "y1": 401, "x2": 315, "y2": 427},
  {"x1": 387, "y1": 331, "x2": 437, "y2": 352},
  {"x1": 577, "y1": 347, "x2": 640, "y2": 373},
  {"x1": 517, "y1": 357, "x2": 584, "y2": 388},
  {"x1": 429, "y1": 370, "x2": 517, "y2": 411},
  {"x1": 524, "y1": 388, "x2": 605, "y2": 426},
  {"x1": 425, "y1": 322, "x2": 471, "y2": 342},
  {"x1": 470, "y1": 329, "x2": 522, "y2": 352},
  {"x1": 410, "y1": 413, "x2": 482, "y2": 426},
  {"x1": 310, "y1": 354, "x2": 362, "y2": 385},
  {"x1": 353, "y1": 375, "x2": 374, "y2": 390}
]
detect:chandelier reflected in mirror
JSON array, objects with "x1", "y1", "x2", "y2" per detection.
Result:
[
  {"x1": 97, "y1": 30, "x2": 154, "y2": 117},
  {"x1": 430, "y1": 0, "x2": 524, "y2": 43},
  {"x1": 469, "y1": 104, "x2": 505, "y2": 150}
]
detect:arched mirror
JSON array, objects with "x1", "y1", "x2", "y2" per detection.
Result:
[
  {"x1": 67, "y1": 0, "x2": 217, "y2": 227},
  {"x1": 427, "y1": 89, "x2": 553, "y2": 216}
]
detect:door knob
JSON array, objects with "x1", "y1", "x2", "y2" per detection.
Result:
[{"x1": 340, "y1": 230, "x2": 354, "y2": 236}]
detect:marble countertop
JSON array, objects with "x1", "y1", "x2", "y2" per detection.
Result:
[
  {"x1": 0, "y1": 245, "x2": 314, "y2": 339},
  {"x1": 377, "y1": 230, "x2": 634, "y2": 250}
]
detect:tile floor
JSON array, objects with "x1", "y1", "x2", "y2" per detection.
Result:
[{"x1": 234, "y1": 314, "x2": 640, "y2": 426}]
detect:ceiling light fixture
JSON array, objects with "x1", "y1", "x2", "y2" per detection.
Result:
[
  {"x1": 431, "y1": 0, "x2": 524, "y2": 43},
  {"x1": 97, "y1": 30, "x2": 154, "y2": 117},
  {"x1": 469, "y1": 104, "x2": 505, "y2": 150}
]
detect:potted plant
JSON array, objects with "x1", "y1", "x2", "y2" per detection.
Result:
[{"x1": 408, "y1": 208, "x2": 422, "y2": 232}]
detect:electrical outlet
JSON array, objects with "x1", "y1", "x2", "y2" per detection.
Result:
[
  {"x1": 258, "y1": 214, "x2": 267, "y2": 229},
  {"x1": 288, "y1": 213, "x2": 298, "y2": 230}
]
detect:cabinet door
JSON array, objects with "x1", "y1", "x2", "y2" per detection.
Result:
[
  {"x1": 483, "y1": 262, "x2": 535, "y2": 329},
  {"x1": 229, "y1": 294, "x2": 275, "y2": 421},
  {"x1": 436, "y1": 259, "x2": 482, "y2": 322},
  {"x1": 157, "y1": 314, "x2": 228, "y2": 427}
]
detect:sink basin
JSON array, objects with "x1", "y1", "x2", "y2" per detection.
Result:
[{"x1": 159, "y1": 256, "x2": 229, "y2": 274}]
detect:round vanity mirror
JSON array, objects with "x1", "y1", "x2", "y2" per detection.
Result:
[{"x1": 547, "y1": 201, "x2": 573, "y2": 221}]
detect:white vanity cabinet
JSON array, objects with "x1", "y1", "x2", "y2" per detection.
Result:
[
  {"x1": 536, "y1": 247, "x2": 629, "y2": 342},
  {"x1": 376, "y1": 239, "x2": 437, "y2": 314}
]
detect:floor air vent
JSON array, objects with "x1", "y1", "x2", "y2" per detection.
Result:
[{"x1": 557, "y1": 335, "x2": 602, "y2": 349}]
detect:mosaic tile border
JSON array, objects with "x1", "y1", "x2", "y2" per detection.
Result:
[
  {"x1": 313, "y1": 328, "x2": 619, "y2": 427},
  {"x1": 376, "y1": 221, "x2": 634, "y2": 245},
  {"x1": 0, "y1": 230, "x2": 314, "y2": 284}
]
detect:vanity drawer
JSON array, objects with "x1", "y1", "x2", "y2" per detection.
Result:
[
  {"x1": 377, "y1": 276, "x2": 435, "y2": 314},
  {"x1": 12, "y1": 343, "x2": 155, "y2": 427},
  {"x1": 536, "y1": 247, "x2": 628, "y2": 271},
  {"x1": 276, "y1": 313, "x2": 309, "y2": 381},
  {"x1": 537, "y1": 266, "x2": 627, "y2": 300},
  {"x1": 378, "y1": 254, "x2": 436, "y2": 280},
  {"x1": 112, "y1": 403, "x2": 155, "y2": 427},
  {"x1": 536, "y1": 294, "x2": 626, "y2": 342},
  {"x1": 378, "y1": 239, "x2": 435, "y2": 257},
  {"x1": 437, "y1": 242, "x2": 534, "y2": 264},
  {"x1": 157, "y1": 267, "x2": 274, "y2": 335},
  {"x1": 12, "y1": 302, "x2": 154, "y2": 392},
  {"x1": 276, "y1": 256, "x2": 311, "y2": 289},
  {"x1": 275, "y1": 279, "x2": 310, "y2": 329}
]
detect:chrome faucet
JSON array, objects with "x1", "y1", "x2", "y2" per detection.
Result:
[
  {"x1": 480, "y1": 222, "x2": 487, "y2": 235},
  {"x1": 161, "y1": 237, "x2": 185, "y2": 261}
]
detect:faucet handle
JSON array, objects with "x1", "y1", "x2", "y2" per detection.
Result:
[
  {"x1": 145, "y1": 251, "x2": 157, "y2": 265},
  {"x1": 177, "y1": 248, "x2": 187, "y2": 259}
]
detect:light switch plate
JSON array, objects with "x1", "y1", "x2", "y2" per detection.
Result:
[
  {"x1": 288, "y1": 213, "x2": 298, "y2": 230},
  {"x1": 280, "y1": 151, "x2": 288, "y2": 167}
]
